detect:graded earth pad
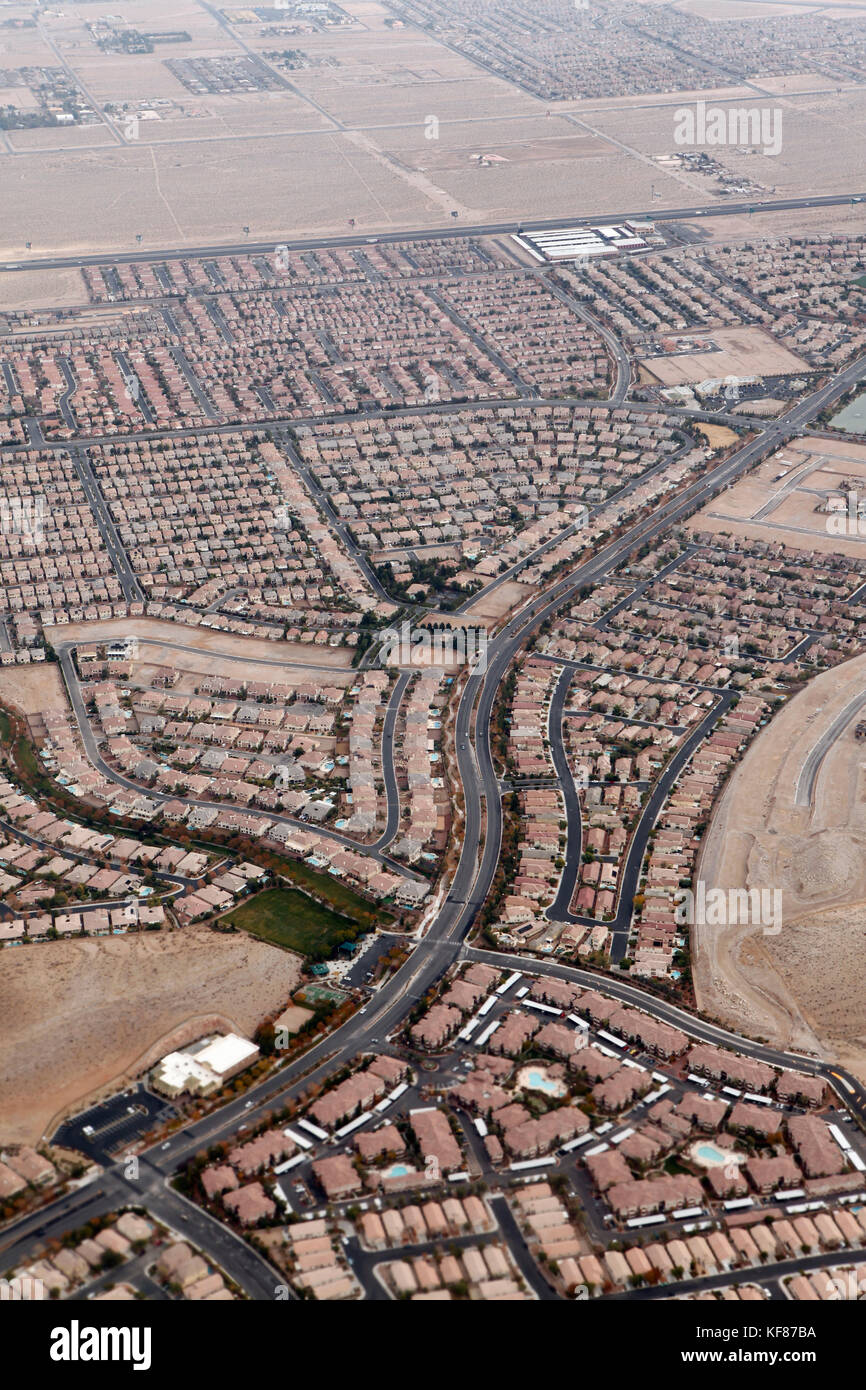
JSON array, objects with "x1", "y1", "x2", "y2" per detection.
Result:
[
  {"x1": 694, "y1": 651, "x2": 866, "y2": 1078},
  {"x1": 638, "y1": 326, "x2": 808, "y2": 386},
  {"x1": 460, "y1": 579, "x2": 536, "y2": 626},
  {"x1": 45, "y1": 618, "x2": 355, "y2": 674},
  {"x1": 0, "y1": 927, "x2": 301, "y2": 1146},
  {"x1": 0, "y1": 663, "x2": 66, "y2": 716},
  {"x1": 686, "y1": 437, "x2": 866, "y2": 559}
]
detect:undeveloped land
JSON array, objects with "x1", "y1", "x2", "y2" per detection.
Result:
[
  {"x1": 461, "y1": 579, "x2": 535, "y2": 626},
  {"x1": 45, "y1": 618, "x2": 354, "y2": 674},
  {"x1": 0, "y1": 927, "x2": 302, "y2": 1146},
  {"x1": 695, "y1": 423, "x2": 739, "y2": 447},
  {"x1": 639, "y1": 327, "x2": 808, "y2": 385},
  {"x1": 686, "y1": 437, "x2": 866, "y2": 558},
  {"x1": 695, "y1": 651, "x2": 866, "y2": 1078},
  {"x1": 0, "y1": 663, "x2": 66, "y2": 715},
  {"x1": 0, "y1": 268, "x2": 88, "y2": 311}
]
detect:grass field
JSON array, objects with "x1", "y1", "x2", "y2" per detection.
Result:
[
  {"x1": 224, "y1": 886, "x2": 362, "y2": 960},
  {"x1": 280, "y1": 858, "x2": 391, "y2": 931}
]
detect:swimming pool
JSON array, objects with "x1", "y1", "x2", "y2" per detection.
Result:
[
  {"x1": 695, "y1": 1143, "x2": 726, "y2": 1164},
  {"x1": 691, "y1": 1141, "x2": 741, "y2": 1169},
  {"x1": 516, "y1": 1065, "x2": 567, "y2": 1098},
  {"x1": 382, "y1": 1162, "x2": 412, "y2": 1179}
]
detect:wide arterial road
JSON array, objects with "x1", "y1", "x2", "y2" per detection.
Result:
[
  {"x1": 4, "y1": 350, "x2": 865, "y2": 1294},
  {"x1": 1, "y1": 193, "x2": 864, "y2": 273}
]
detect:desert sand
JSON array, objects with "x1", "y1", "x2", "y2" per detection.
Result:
[
  {"x1": 0, "y1": 927, "x2": 301, "y2": 1146},
  {"x1": 695, "y1": 651, "x2": 866, "y2": 1078},
  {"x1": 45, "y1": 617, "x2": 354, "y2": 673},
  {"x1": 0, "y1": 663, "x2": 66, "y2": 714}
]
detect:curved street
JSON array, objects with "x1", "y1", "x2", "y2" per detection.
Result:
[{"x1": 5, "y1": 307, "x2": 866, "y2": 1303}]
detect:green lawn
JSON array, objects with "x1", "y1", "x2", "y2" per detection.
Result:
[
  {"x1": 280, "y1": 857, "x2": 391, "y2": 931},
  {"x1": 224, "y1": 886, "x2": 361, "y2": 960}
]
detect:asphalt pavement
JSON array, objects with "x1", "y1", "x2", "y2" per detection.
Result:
[{"x1": 5, "y1": 275, "x2": 866, "y2": 1300}]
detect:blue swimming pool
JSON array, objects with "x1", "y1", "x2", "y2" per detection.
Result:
[
  {"x1": 695, "y1": 1142, "x2": 728, "y2": 1166},
  {"x1": 518, "y1": 1066, "x2": 567, "y2": 1098}
]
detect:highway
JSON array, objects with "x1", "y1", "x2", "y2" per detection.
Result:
[
  {"x1": 2, "y1": 192, "x2": 864, "y2": 274},
  {"x1": 451, "y1": 436, "x2": 695, "y2": 618}
]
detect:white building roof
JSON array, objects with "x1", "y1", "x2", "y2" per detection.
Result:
[
  {"x1": 195, "y1": 1033, "x2": 259, "y2": 1077},
  {"x1": 153, "y1": 1052, "x2": 215, "y2": 1091}
]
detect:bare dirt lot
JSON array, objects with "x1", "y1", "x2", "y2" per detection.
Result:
[
  {"x1": 639, "y1": 327, "x2": 808, "y2": 385},
  {"x1": 0, "y1": 268, "x2": 88, "y2": 310},
  {"x1": 695, "y1": 651, "x2": 866, "y2": 1078},
  {"x1": 461, "y1": 579, "x2": 536, "y2": 627},
  {"x1": 0, "y1": 0, "x2": 863, "y2": 258},
  {"x1": 0, "y1": 927, "x2": 301, "y2": 1146},
  {"x1": 46, "y1": 618, "x2": 354, "y2": 673},
  {"x1": 687, "y1": 437, "x2": 866, "y2": 558},
  {"x1": 0, "y1": 663, "x2": 66, "y2": 715},
  {"x1": 408, "y1": 132, "x2": 612, "y2": 171},
  {"x1": 682, "y1": 203, "x2": 866, "y2": 247}
]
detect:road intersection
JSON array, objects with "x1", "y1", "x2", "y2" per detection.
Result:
[{"x1": 4, "y1": 257, "x2": 866, "y2": 1302}]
